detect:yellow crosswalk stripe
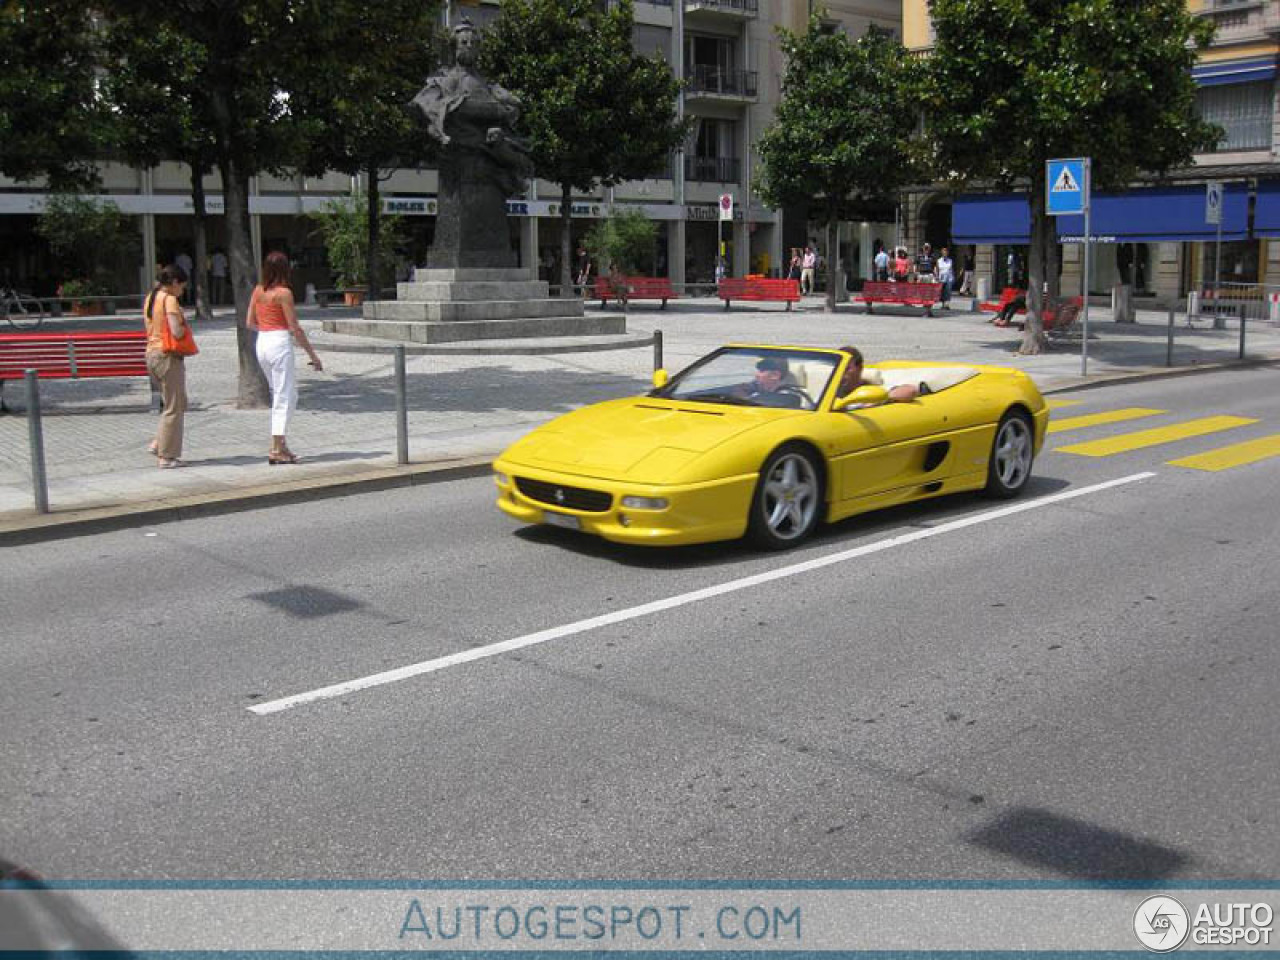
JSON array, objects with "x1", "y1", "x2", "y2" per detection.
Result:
[
  {"x1": 1056, "y1": 416, "x2": 1257, "y2": 457},
  {"x1": 1048, "y1": 407, "x2": 1165, "y2": 434},
  {"x1": 1168, "y1": 434, "x2": 1280, "y2": 472},
  {"x1": 1046, "y1": 399, "x2": 1084, "y2": 410}
]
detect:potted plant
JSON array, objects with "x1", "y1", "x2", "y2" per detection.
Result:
[
  {"x1": 583, "y1": 207, "x2": 659, "y2": 311},
  {"x1": 308, "y1": 193, "x2": 403, "y2": 305},
  {"x1": 57, "y1": 277, "x2": 111, "y2": 316}
]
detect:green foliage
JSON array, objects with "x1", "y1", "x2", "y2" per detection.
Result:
[
  {"x1": 0, "y1": 1, "x2": 106, "y2": 188},
  {"x1": 481, "y1": 0, "x2": 688, "y2": 192},
  {"x1": 756, "y1": 16, "x2": 921, "y2": 220},
  {"x1": 36, "y1": 194, "x2": 139, "y2": 293},
  {"x1": 926, "y1": 0, "x2": 1220, "y2": 192},
  {"x1": 584, "y1": 208, "x2": 659, "y2": 276},
  {"x1": 308, "y1": 194, "x2": 405, "y2": 289}
]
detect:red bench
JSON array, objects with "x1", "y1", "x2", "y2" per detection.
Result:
[
  {"x1": 995, "y1": 295, "x2": 1083, "y2": 333},
  {"x1": 980, "y1": 287, "x2": 1025, "y2": 315},
  {"x1": 0, "y1": 331, "x2": 155, "y2": 412},
  {"x1": 592, "y1": 275, "x2": 678, "y2": 309},
  {"x1": 717, "y1": 277, "x2": 801, "y2": 310},
  {"x1": 860, "y1": 281, "x2": 943, "y2": 315}
]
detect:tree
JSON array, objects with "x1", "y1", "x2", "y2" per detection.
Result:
[
  {"x1": 287, "y1": 0, "x2": 441, "y2": 300},
  {"x1": 0, "y1": 2, "x2": 105, "y2": 189},
  {"x1": 926, "y1": 0, "x2": 1219, "y2": 353},
  {"x1": 99, "y1": 16, "x2": 220, "y2": 319},
  {"x1": 307, "y1": 193, "x2": 405, "y2": 293},
  {"x1": 36, "y1": 194, "x2": 139, "y2": 294},
  {"x1": 756, "y1": 16, "x2": 921, "y2": 312},
  {"x1": 583, "y1": 207, "x2": 659, "y2": 309},
  {"x1": 481, "y1": 0, "x2": 687, "y2": 296}
]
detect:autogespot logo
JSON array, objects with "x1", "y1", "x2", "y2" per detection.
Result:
[{"x1": 1134, "y1": 895, "x2": 1190, "y2": 952}]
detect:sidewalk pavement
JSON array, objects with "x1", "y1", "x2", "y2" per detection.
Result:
[{"x1": 3, "y1": 296, "x2": 1278, "y2": 543}]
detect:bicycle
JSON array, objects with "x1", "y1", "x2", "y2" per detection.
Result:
[{"x1": 2, "y1": 287, "x2": 46, "y2": 330}]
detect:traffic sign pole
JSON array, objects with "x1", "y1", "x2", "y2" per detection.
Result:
[
  {"x1": 1080, "y1": 159, "x2": 1091, "y2": 376},
  {"x1": 1213, "y1": 216, "x2": 1224, "y2": 331}
]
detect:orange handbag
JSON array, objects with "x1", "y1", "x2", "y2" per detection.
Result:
[{"x1": 146, "y1": 290, "x2": 198, "y2": 356}]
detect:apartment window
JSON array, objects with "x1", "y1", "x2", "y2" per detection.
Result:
[
  {"x1": 1197, "y1": 80, "x2": 1274, "y2": 151},
  {"x1": 686, "y1": 118, "x2": 739, "y2": 181}
]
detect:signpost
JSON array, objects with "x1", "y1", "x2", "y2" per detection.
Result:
[
  {"x1": 1047, "y1": 158, "x2": 1091, "y2": 374},
  {"x1": 1206, "y1": 181, "x2": 1225, "y2": 330},
  {"x1": 718, "y1": 193, "x2": 733, "y2": 278}
]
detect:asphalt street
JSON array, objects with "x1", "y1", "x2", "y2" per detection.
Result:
[{"x1": 2, "y1": 367, "x2": 1278, "y2": 882}]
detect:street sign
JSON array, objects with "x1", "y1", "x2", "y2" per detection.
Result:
[
  {"x1": 1046, "y1": 158, "x2": 1089, "y2": 216},
  {"x1": 718, "y1": 193, "x2": 733, "y2": 222},
  {"x1": 1205, "y1": 181, "x2": 1223, "y2": 225}
]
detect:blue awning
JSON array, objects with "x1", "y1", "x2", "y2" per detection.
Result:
[
  {"x1": 952, "y1": 195, "x2": 1030, "y2": 245},
  {"x1": 1193, "y1": 56, "x2": 1277, "y2": 87},
  {"x1": 1055, "y1": 184, "x2": 1248, "y2": 243},
  {"x1": 1253, "y1": 181, "x2": 1280, "y2": 238}
]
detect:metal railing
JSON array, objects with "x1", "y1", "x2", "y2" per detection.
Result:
[
  {"x1": 685, "y1": 0, "x2": 759, "y2": 15},
  {"x1": 684, "y1": 155, "x2": 741, "y2": 183},
  {"x1": 685, "y1": 64, "x2": 758, "y2": 98}
]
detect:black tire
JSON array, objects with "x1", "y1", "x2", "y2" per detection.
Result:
[
  {"x1": 747, "y1": 443, "x2": 824, "y2": 549},
  {"x1": 984, "y1": 410, "x2": 1034, "y2": 498}
]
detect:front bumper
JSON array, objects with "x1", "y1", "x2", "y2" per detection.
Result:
[{"x1": 492, "y1": 458, "x2": 756, "y2": 546}]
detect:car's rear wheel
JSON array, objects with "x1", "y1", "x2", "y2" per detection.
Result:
[
  {"x1": 747, "y1": 443, "x2": 823, "y2": 549},
  {"x1": 984, "y1": 410, "x2": 1034, "y2": 498}
]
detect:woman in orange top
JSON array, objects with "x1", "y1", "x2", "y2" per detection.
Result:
[
  {"x1": 246, "y1": 251, "x2": 322, "y2": 464},
  {"x1": 145, "y1": 264, "x2": 192, "y2": 468}
]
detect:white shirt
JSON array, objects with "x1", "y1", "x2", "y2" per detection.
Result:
[{"x1": 937, "y1": 256, "x2": 954, "y2": 281}]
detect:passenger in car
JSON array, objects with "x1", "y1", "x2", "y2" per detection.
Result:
[{"x1": 836, "y1": 345, "x2": 919, "y2": 403}]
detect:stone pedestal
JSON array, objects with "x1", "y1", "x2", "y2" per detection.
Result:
[{"x1": 323, "y1": 268, "x2": 625, "y2": 344}]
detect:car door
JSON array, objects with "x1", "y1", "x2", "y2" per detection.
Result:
[{"x1": 826, "y1": 393, "x2": 955, "y2": 502}]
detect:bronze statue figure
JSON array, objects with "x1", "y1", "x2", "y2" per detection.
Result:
[{"x1": 413, "y1": 19, "x2": 533, "y2": 269}]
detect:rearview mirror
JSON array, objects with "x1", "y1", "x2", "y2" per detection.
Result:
[
  {"x1": 652, "y1": 368, "x2": 669, "y2": 389},
  {"x1": 834, "y1": 385, "x2": 889, "y2": 411}
]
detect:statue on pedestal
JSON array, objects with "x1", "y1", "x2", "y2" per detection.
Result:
[{"x1": 412, "y1": 19, "x2": 532, "y2": 270}]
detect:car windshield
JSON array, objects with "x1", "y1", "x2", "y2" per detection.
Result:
[{"x1": 652, "y1": 348, "x2": 840, "y2": 411}]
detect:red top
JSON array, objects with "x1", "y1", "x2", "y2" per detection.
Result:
[{"x1": 253, "y1": 288, "x2": 290, "y2": 332}]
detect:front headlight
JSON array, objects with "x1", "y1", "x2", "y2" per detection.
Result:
[
  {"x1": 494, "y1": 471, "x2": 510, "y2": 486},
  {"x1": 620, "y1": 496, "x2": 669, "y2": 511}
]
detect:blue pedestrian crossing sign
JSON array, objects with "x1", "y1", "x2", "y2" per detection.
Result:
[{"x1": 1047, "y1": 158, "x2": 1089, "y2": 216}]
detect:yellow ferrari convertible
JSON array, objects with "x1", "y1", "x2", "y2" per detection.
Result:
[{"x1": 493, "y1": 344, "x2": 1049, "y2": 549}]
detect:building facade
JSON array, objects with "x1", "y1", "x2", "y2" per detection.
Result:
[
  {"x1": 0, "y1": 0, "x2": 901, "y2": 300},
  {"x1": 902, "y1": 0, "x2": 1280, "y2": 304}
]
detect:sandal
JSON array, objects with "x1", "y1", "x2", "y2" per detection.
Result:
[
  {"x1": 157, "y1": 458, "x2": 186, "y2": 469},
  {"x1": 268, "y1": 452, "x2": 301, "y2": 465},
  {"x1": 148, "y1": 441, "x2": 160, "y2": 456}
]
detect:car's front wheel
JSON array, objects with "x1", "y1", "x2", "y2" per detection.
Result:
[
  {"x1": 747, "y1": 443, "x2": 823, "y2": 549},
  {"x1": 984, "y1": 410, "x2": 1034, "y2": 498}
]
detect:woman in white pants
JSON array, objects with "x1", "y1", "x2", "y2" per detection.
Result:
[{"x1": 247, "y1": 251, "x2": 323, "y2": 464}]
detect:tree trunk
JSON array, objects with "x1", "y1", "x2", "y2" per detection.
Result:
[
  {"x1": 220, "y1": 155, "x2": 270, "y2": 408},
  {"x1": 1019, "y1": 167, "x2": 1048, "y2": 355},
  {"x1": 559, "y1": 182, "x2": 575, "y2": 298},
  {"x1": 366, "y1": 164, "x2": 381, "y2": 300},
  {"x1": 190, "y1": 163, "x2": 211, "y2": 324},
  {"x1": 825, "y1": 218, "x2": 837, "y2": 313}
]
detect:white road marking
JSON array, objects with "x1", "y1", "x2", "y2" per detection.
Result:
[{"x1": 250, "y1": 472, "x2": 1156, "y2": 716}]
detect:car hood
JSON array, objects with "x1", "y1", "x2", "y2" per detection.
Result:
[{"x1": 498, "y1": 397, "x2": 804, "y2": 482}]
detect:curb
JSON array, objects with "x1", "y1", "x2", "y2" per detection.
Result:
[
  {"x1": 4, "y1": 353, "x2": 1278, "y2": 547},
  {"x1": 0, "y1": 456, "x2": 494, "y2": 547}
]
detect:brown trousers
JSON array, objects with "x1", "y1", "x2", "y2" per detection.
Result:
[{"x1": 147, "y1": 352, "x2": 187, "y2": 459}]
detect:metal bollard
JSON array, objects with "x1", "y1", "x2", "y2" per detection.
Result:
[
  {"x1": 394, "y1": 345, "x2": 408, "y2": 465},
  {"x1": 653, "y1": 329, "x2": 664, "y2": 372},
  {"x1": 1240, "y1": 310, "x2": 1247, "y2": 360},
  {"x1": 1166, "y1": 305, "x2": 1175, "y2": 367},
  {"x1": 24, "y1": 370, "x2": 49, "y2": 514}
]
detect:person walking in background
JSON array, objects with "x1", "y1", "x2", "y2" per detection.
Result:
[
  {"x1": 787, "y1": 247, "x2": 801, "y2": 282},
  {"x1": 801, "y1": 245, "x2": 817, "y2": 295},
  {"x1": 893, "y1": 247, "x2": 911, "y2": 282},
  {"x1": 915, "y1": 243, "x2": 936, "y2": 283},
  {"x1": 873, "y1": 243, "x2": 890, "y2": 282},
  {"x1": 246, "y1": 251, "x2": 323, "y2": 465},
  {"x1": 936, "y1": 246, "x2": 954, "y2": 308},
  {"x1": 144, "y1": 264, "x2": 195, "y2": 469},
  {"x1": 210, "y1": 248, "x2": 229, "y2": 305}
]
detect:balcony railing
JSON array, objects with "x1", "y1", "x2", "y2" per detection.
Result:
[
  {"x1": 685, "y1": 64, "x2": 758, "y2": 98},
  {"x1": 685, "y1": 0, "x2": 758, "y2": 16},
  {"x1": 685, "y1": 155, "x2": 740, "y2": 182}
]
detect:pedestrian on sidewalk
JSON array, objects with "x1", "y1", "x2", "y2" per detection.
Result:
[
  {"x1": 801, "y1": 245, "x2": 817, "y2": 295},
  {"x1": 144, "y1": 264, "x2": 196, "y2": 469},
  {"x1": 936, "y1": 246, "x2": 954, "y2": 307},
  {"x1": 247, "y1": 251, "x2": 323, "y2": 465}
]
